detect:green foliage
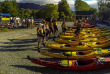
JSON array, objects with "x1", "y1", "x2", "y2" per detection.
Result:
[
  {"x1": 19, "y1": 8, "x2": 33, "y2": 18},
  {"x1": 36, "y1": 4, "x2": 59, "y2": 20},
  {"x1": 75, "y1": 0, "x2": 91, "y2": 11},
  {"x1": 90, "y1": 8, "x2": 98, "y2": 13},
  {"x1": 31, "y1": 10, "x2": 38, "y2": 18},
  {"x1": 97, "y1": 0, "x2": 110, "y2": 11},
  {"x1": 58, "y1": 0, "x2": 73, "y2": 21},
  {"x1": 19, "y1": 8, "x2": 25, "y2": 18},
  {"x1": 1, "y1": 0, "x2": 18, "y2": 17},
  {"x1": 61, "y1": 12, "x2": 65, "y2": 19}
]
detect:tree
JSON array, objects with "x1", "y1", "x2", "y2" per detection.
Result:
[
  {"x1": 31, "y1": 10, "x2": 38, "y2": 18},
  {"x1": 1, "y1": 0, "x2": 19, "y2": 17},
  {"x1": 90, "y1": 8, "x2": 98, "y2": 13},
  {"x1": 60, "y1": 12, "x2": 65, "y2": 20},
  {"x1": 0, "y1": 2, "x2": 2, "y2": 13},
  {"x1": 36, "y1": 4, "x2": 59, "y2": 20},
  {"x1": 75, "y1": 0, "x2": 91, "y2": 11},
  {"x1": 97, "y1": 0, "x2": 109, "y2": 11},
  {"x1": 19, "y1": 8, "x2": 25, "y2": 18},
  {"x1": 58, "y1": 0, "x2": 73, "y2": 21},
  {"x1": 24, "y1": 9, "x2": 32, "y2": 18}
]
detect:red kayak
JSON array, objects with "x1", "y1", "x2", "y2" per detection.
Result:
[{"x1": 27, "y1": 56, "x2": 110, "y2": 71}]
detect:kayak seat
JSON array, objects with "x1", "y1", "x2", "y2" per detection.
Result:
[
  {"x1": 71, "y1": 40, "x2": 76, "y2": 41},
  {"x1": 108, "y1": 49, "x2": 110, "y2": 51},
  {"x1": 65, "y1": 45, "x2": 71, "y2": 47},
  {"x1": 77, "y1": 60, "x2": 94, "y2": 66},
  {"x1": 63, "y1": 53, "x2": 72, "y2": 57},
  {"x1": 87, "y1": 31, "x2": 91, "y2": 33},
  {"x1": 96, "y1": 42, "x2": 100, "y2": 45},
  {"x1": 87, "y1": 45, "x2": 91, "y2": 47},
  {"x1": 77, "y1": 52, "x2": 84, "y2": 55}
]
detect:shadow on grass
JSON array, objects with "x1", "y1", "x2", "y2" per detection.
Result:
[
  {"x1": 11, "y1": 65, "x2": 110, "y2": 74},
  {"x1": 5, "y1": 38, "x2": 38, "y2": 44},
  {"x1": 0, "y1": 38, "x2": 39, "y2": 52}
]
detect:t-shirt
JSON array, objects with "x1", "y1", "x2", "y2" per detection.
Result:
[
  {"x1": 77, "y1": 23, "x2": 81, "y2": 29},
  {"x1": 42, "y1": 24, "x2": 45, "y2": 30}
]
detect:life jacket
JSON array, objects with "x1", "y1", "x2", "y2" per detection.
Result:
[
  {"x1": 59, "y1": 60, "x2": 76, "y2": 67},
  {"x1": 46, "y1": 24, "x2": 49, "y2": 29},
  {"x1": 37, "y1": 27, "x2": 43, "y2": 35},
  {"x1": 62, "y1": 23, "x2": 66, "y2": 28},
  {"x1": 55, "y1": 22, "x2": 58, "y2": 26}
]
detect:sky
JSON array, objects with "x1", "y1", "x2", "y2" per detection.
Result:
[{"x1": 0, "y1": 0, "x2": 98, "y2": 11}]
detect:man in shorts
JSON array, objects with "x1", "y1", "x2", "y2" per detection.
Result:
[{"x1": 37, "y1": 23, "x2": 43, "y2": 49}]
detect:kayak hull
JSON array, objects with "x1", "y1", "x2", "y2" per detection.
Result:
[
  {"x1": 28, "y1": 56, "x2": 110, "y2": 71},
  {"x1": 44, "y1": 41, "x2": 110, "y2": 51},
  {"x1": 40, "y1": 49, "x2": 110, "y2": 59}
]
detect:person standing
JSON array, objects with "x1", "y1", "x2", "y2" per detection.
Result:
[
  {"x1": 75, "y1": 20, "x2": 82, "y2": 38},
  {"x1": 61, "y1": 21, "x2": 67, "y2": 34},
  {"x1": 27, "y1": 19, "x2": 30, "y2": 28},
  {"x1": 49, "y1": 21, "x2": 53, "y2": 37},
  {"x1": 53, "y1": 19, "x2": 58, "y2": 37},
  {"x1": 42, "y1": 20, "x2": 46, "y2": 43},
  {"x1": 37, "y1": 23, "x2": 43, "y2": 49},
  {"x1": 45, "y1": 22, "x2": 50, "y2": 40}
]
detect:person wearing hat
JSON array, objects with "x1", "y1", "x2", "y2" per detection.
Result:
[
  {"x1": 37, "y1": 23, "x2": 44, "y2": 49},
  {"x1": 75, "y1": 20, "x2": 82, "y2": 38}
]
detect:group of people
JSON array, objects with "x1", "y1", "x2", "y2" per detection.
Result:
[
  {"x1": 37, "y1": 20, "x2": 58, "y2": 49},
  {"x1": 37, "y1": 19, "x2": 83, "y2": 49},
  {"x1": 10, "y1": 18, "x2": 34, "y2": 29}
]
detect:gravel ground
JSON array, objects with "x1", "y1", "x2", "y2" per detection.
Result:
[{"x1": 0, "y1": 22, "x2": 110, "y2": 74}]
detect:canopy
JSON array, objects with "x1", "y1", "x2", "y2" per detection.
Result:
[{"x1": 0, "y1": 13, "x2": 10, "y2": 16}]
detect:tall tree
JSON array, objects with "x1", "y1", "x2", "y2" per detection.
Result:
[
  {"x1": 58, "y1": 0, "x2": 73, "y2": 21},
  {"x1": 31, "y1": 10, "x2": 38, "y2": 18},
  {"x1": 24, "y1": 9, "x2": 32, "y2": 18},
  {"x1": 19, "y1": 8, "x2": 25, "y2": 18},
  {"x1": 97, "y1": 0, "x2": 109, "y2": 11},
  {"x1": 75, "y1": 0, "x2": 91, "y2": 11},
  {"x1": 0, "y1": 2, "x2": 2, "y2": 13},
  {"x1": 37, "y1": 4, "x2": 59, "y2": 20},
  {"x1": 1, "y1": 0, "x2": 19, "y2": 16}
]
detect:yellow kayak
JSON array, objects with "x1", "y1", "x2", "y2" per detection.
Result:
[
  {"x1": 60, "y1": 32, "x2": 110, "y2": 40},
  {"x1": 44, "y1": 41, "x2": 110, "y2": 51},
  {"x1": 40, "y1": 48, "x2": 110, "y2": 59},
  {"x1": 54, "y1": 37, "x2": 110, "y2": 44},
  {"x1": 66, "y1": 28, "x2": 108, "y2": 33},
  {"x1": 62, "y1": 30, "x2": 110, "y2": 36},
  {"x1": 68, "y1": 26, "x2": 107, "y2": 30}
]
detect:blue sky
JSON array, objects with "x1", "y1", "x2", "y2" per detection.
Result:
[{"x1": 0, "y1": 0, "x2": 98, "y2": 10}]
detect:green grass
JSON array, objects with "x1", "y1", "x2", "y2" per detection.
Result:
[
  {"x1": 0, "y1": 25, "x2": 37, "y2": 32},
  {"x1": 0, "y1": 28, "x2": 25, "y2": 32}
]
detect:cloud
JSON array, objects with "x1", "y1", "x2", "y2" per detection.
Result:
[{"x1": 17, "y1": 0, "x2": 61, "y2": 5}]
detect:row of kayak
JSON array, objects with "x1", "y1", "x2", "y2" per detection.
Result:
[{"x1": 28, "y1": 26, "x2": 110, "y2": 71}]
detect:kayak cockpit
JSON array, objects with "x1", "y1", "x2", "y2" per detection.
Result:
[
  {"x1": 63, "y1": 51, "x2": 92, "y2": 56},
  {"x1": 59, "y1": 59, "x2": 95, "y2": 67},
  {"x1": 75, "y1": 59, "x2": 95, "y2": 66}
]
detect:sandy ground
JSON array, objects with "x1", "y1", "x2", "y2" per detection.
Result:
[{"x1": 0, "y1": 22, "x2": 110, "y2": 74}]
